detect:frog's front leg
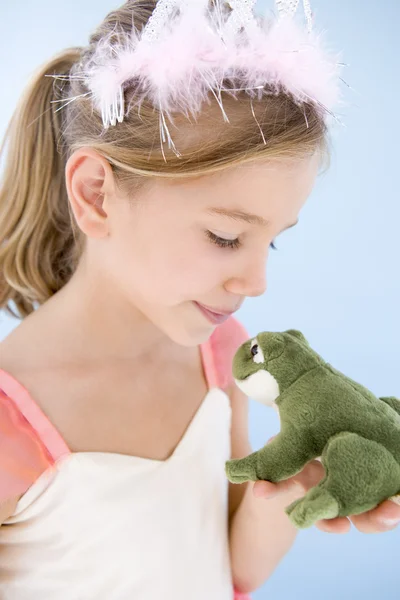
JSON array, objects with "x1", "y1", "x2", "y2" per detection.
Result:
[{"x1": 225, "y1": 432, "x2": 316, "y2": 484}]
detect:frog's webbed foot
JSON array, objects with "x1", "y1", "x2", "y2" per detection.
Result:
[
  {"x1": 225, "y1": 451, "x2": 260, "y2": 484},
  {"x1": 286, "y1": 431, "x2": 400, "y2": 529},
  {"x1": 286, "y1": 488, "x2": 339, "y2": 529}
]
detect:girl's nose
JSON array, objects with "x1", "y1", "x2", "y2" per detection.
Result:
[{"x1": 224, "y1": 258, "x2": 268, "y2": 298}]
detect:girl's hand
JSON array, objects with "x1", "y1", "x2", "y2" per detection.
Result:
[{"x1": 253, "y1": 441, "x2": 400, "y2": 534}]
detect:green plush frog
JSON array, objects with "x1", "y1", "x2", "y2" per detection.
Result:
[{"x1": 225, "y1": 330, "x2": 400, "y2": 529}]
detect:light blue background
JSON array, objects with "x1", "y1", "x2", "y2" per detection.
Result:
[{"x1": 0, "y1": 1, "x2": 399, "y2": 599}]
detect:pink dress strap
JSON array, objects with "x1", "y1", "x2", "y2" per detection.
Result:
[
  {"x1": 201, "y1": 316, "x2": 249, "y2": 391},
  {"x1": 0, "y1": 369, "x2": 70, "y2": 503},
  {"x1": 234, "y1": 591, "x2": 252, "y2": 600},
  {"x1": 202, "y1": 318, "x2": 252, "y2": 600}
]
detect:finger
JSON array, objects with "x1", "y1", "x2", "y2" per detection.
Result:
[
  {"x1": 291, "y1": 460, "x2": 325, "y2": 491},
  {"x1": 253, "y1": 479, "x2": 297, "y2": 498},
  {"x1": 350, "y1": 500, "x2": 400, "y2": 534},
  {"x1": 315, "y1": 517, "x2": 351, "y2": 534},
  {"x1": 253, "y1": 460, "x2": 326, "y2": 499}
]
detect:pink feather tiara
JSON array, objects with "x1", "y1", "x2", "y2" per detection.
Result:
[{"x1": 65, "y1": 0, "x2": 344, "y2": 157}]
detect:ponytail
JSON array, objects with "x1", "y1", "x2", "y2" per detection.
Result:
[{"x1": 0, "y1": 48, "x2": 85, "y2": 319}]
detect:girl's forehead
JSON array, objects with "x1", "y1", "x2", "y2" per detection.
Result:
[
  {"x1": 136, "y1": 154, "x2": 319, "y2": 229},
  {"x1": 167, "y1": 155, "x2": 319, "y2": 203}
]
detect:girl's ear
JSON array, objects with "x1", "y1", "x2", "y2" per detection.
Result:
[{"x1": 65, "y1": 147, "x2": 114, "y2": 239}]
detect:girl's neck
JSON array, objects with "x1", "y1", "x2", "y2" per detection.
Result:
[{"x1": 9, "y1": 261, "x2": 185, "y2": 368}]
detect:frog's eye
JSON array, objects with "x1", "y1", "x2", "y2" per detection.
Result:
[
  {"x1": 251, "y1": 344, "x2": 258, "y2": 357},
  {"x1": 250, "y1": 338, "x2": 265, "y2": 364}
]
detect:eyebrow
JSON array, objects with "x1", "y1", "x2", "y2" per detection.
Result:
[{"x1": 206, "y1": 207, "x2": 299, "y2": 231}]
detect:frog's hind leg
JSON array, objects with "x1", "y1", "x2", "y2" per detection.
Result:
[
  {"x1": 379, "y1": 396, "x2": 400, "y2": 417},
  {"x1": 286, "y1": 432, "x2": 400, "y2": 529},
  {"x1": 377, "y1": 397, "x2": 400, "y2": 506}
]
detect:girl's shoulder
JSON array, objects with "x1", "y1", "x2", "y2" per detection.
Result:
[{"x1": 203, "y1": 316, "x2": 249, "y2": 391}]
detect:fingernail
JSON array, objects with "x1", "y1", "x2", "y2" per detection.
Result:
[
  {"x1": 254, "y1": 488, "x2": 278, "y2": 499},
  {"x1": 254, "y1": 488, "x2": 277, "y2": 499},
  {"x1": 381, "y1": 518, "x2": 400, "y2": 527}
]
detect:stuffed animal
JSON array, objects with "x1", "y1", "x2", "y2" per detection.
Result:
[{"x1": 225, "y1": 330, "x2": 400, "y2": 529}]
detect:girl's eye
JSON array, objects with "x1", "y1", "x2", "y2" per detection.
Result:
[
  {"x1": 206, "y1": 231, "x2": 278, "y2": 252},
  {"x1": 206, "y1": 231, "x2": 241, "y2": 250}
]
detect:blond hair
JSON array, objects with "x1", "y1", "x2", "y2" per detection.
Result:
[{"x1": 0, "y1": 0, "x2": 329, "y2": 320}]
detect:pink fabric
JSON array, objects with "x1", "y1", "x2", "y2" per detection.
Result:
[
  {"x1": 0, "y1": 369, "x2": 71, "y2": 503},
  {"x1": 203, "y1": 317, "x2": 251, "y2": 600},
  {"x1": 201, "y1": 316, "x2": 249, "y2": 391},
  {"x1": 234, "y1": 591, "x2": 251, "y2": 600},
  {"x1": 0, "y1": 369, "x2": 71, "y2": 462},
  {"x1": 0, "y1": 388, "x2": 55, "y2": 502}
]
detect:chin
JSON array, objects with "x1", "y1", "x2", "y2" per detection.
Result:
[
  {"x1": 147, "y1": 302, "x2": 217, "y2": 347},
  {"x1": 178, "y1": 314, "x2": 220, "y2": 346},
  {"x1": 167, "y1": 322, "x2": 216, "y2": 347}
]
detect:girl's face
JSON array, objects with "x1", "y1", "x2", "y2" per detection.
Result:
[{"x1": 70, "y1": 152, "x2": 319, "y2": 347}]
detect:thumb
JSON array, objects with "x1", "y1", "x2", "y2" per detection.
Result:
[{"x1": 253, "y1": 478, "x2": 300, "y2": 498}]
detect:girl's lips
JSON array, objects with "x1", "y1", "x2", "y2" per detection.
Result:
[{"x1": 193, "y1": 302, "x2": 232, "y2": 325}]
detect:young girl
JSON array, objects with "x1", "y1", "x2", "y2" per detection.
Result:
[{"x1": 1, "y1": 1, "x2": 399, "y2": 598}]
